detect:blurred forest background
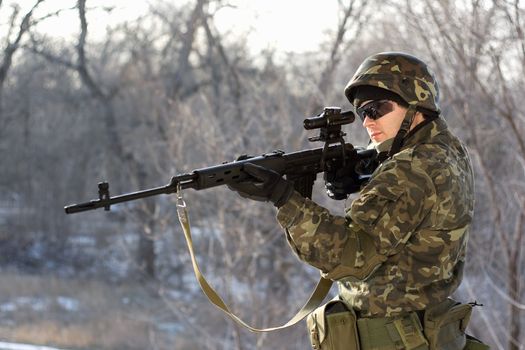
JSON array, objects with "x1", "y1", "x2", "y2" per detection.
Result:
[{"x1": 0, "y1": 0, "x2": 524, "y2": 349}]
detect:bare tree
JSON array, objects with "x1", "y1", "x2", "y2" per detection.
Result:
[
  {"x1": 0, "y1": 0, "x2": 44, "y2": 133},
  {"x1": 308, "y1": 0, "x2": 372, "y2": 115},
  {"x1": 75, "y1": 0, "x2": 165, "y2": 277}
]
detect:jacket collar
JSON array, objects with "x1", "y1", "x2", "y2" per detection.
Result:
[{"x1": 401, "y1": 116, "x2": 448, "y2": 150}]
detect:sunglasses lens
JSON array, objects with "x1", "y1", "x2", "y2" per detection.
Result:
[{"x1": 357, "y1": 100, "x2": 393, "y2": 121}]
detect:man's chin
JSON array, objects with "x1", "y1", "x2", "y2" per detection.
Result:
[{"x1": 370, "y1": 136, "x2": 384, "y2": 144}]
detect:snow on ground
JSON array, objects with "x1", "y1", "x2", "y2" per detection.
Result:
[
  {"x1": 0, "y1": 342, "x2": 70, "y2": 350},
  {"x1": 0, "y1": 296, "x2": 80, "y2": 314}
]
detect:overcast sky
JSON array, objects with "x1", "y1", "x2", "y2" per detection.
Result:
[{"x1": 3, "y1": 0, "x2": 340, "y2": 54}]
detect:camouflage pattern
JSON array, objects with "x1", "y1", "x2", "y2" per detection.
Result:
[
  {"x1": 277, "y1": 117, "x2": 474, "y2": 318},
  {"x1": 345, "y1": 52, "x2": 440, "y2": 112}
]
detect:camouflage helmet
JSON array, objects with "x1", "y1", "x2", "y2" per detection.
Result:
[{"x1": 344, "y1": 52, "x2": 440, "y2": 113}]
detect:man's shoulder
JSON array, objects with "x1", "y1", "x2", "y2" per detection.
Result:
[
  {"x1": 388, "y1": 142, "x2": 446, "y2": 169},
  {"x1": 412, "y1": 141, "x2": 449, "y2": 162},
  {"x1": 413, "y1": 128, "x2": 470, "y2": 163},
  {"x1": 370, "y1": 147, "x2": 435, "y2": 195},
  {"x1": 379, "y1": 140, "x2": 449, "y2": 186}
]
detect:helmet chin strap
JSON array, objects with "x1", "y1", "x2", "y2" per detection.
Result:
[{"x1": 387, "y1": 104, "x2": 417, "y2": 158}]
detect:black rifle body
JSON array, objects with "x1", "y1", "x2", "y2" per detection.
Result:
[{"x1": 64, "y1": 144, "x2": 376, "y2": 214}]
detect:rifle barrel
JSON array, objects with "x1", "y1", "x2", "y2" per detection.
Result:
[{"x1": 64, "y1": 173, "x2": 197, "y2": 214}]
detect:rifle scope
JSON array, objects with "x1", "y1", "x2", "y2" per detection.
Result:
[{"x1": 303, "y1": 107, "x2": 355, "y2": 130}]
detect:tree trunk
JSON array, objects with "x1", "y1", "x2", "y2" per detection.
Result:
[
  {"x1": 138, "y1": 228, "x2": 155, "y2": 278},
  {"x1": 508, "y1": 256, "x2": 521, "y2": 350}
]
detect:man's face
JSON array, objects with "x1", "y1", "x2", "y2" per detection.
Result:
[{"x1": 357, "y1": 100, "x2": 408, "y2": 144}]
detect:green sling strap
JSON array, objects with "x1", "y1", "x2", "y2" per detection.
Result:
[{"x1": 175, "y1": 188, "x2": 333, "y2": 332}]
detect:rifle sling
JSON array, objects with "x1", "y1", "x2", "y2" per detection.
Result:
[{"x1": 175, "y1": 189, "x2": 333, "y2": 332}]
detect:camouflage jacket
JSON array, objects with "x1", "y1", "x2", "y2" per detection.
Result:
[{"x1": 276, "y1": 117, "x2": 474, "y2": 317}]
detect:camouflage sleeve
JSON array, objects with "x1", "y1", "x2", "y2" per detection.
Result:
[
  {"x1": 276, "y1": 148, "x2": 436, "y2": 278},
  {"x1": 349, "y1": 149, "x2": 436, "y2": 256},
  {"x1": 276, "y1": 191, "x2": 350, "y2": 273}
]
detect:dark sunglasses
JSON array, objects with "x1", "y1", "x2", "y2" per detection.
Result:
[{"x1": 356, "y1": 100, "x2": 394, "y2": 121}]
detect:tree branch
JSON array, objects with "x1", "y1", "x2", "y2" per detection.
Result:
[
  {"x1": 76, "y1": 0, "x2": 106, "y2": 100},
  {"x1": 0, "y1": 0, "x2": 45, "y2": 86},
  {"x1": 310, "y1": 0, "x2": 370, "y2": 114}
]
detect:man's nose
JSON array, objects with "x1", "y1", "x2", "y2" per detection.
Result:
[{"x1": 362, "y1": 116, "x2": 374, "y2": 127}]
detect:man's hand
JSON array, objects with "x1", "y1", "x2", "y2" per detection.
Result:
[
  {"x1": 324, "y1": 166, "x2": 361, "y2": 200},
  {"x1": 228, "y1": 163, "x2": 294, "y2": 207}
]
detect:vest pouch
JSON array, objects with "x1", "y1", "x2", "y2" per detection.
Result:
[
  {"x1": 307, "y1": 299, "x2": 360, "y2": 350},
  {"x1": 423, "y1": 299, "x2": 472, "y2": 350}
]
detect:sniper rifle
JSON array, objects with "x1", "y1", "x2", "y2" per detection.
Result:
[{"x1": 64, "y1": 107, "x2": 377, "y2": 214}]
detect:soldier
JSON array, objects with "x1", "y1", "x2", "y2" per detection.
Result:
[{"x1": 228, "y1": 52, "x2": 488, "y2": 349}]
